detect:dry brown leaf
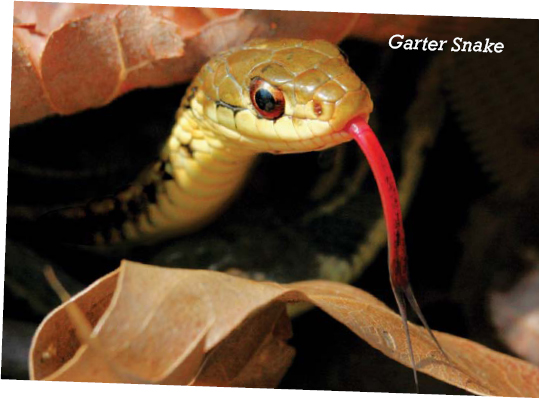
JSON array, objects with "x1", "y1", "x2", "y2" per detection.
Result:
[
  {"x1": 11, "y1": 4, "x2": 492, "y2": 127},
  {"x1": 286, "y1": 281, "x2": 539, "y2": 396},
  {"x1": 31, "y1": 261, "x2": 539, "y2": 395}
]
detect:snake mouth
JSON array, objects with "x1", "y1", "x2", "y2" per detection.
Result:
[
  {"x1": 261, "y1": 131, "x2": 352, "y2": 154},
  {"x1": 258, "y1": 112, "x2": 371, "y2": 154}
]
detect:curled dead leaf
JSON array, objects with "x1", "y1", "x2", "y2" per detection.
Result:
[{"x1": 31, "y1": 261, "x2": 539, "y2": 395}]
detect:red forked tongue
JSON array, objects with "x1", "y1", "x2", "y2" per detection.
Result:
[{"x1": 345, "y1": 116, "x2": 447, "y2": 391}]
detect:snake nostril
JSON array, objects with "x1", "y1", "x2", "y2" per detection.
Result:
[{"x1": 313, "y1": 101, "x2": 323, "y2": 117}]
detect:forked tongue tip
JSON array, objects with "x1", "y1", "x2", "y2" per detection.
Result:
[{"x1": 344, "y1": 116, "x2": 447, "y2": 391}]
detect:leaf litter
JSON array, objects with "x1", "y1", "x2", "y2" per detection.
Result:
[{"x1": 31, "y1": 261, "x2": 539, "y2": 396}]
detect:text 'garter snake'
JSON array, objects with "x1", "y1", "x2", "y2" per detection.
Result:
[{"x1": 43, "y1": 38, "x2": 447, "y2": 388}]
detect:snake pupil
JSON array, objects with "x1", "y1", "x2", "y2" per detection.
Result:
[
  {"x1": 249, "y1": 78, "x2": 285, "y2": 120},
  {"x1": 255, "y1": 89, "x2": 276, "y2": 112}
]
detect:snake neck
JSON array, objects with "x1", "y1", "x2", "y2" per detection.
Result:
[
  {"x1": 155, "y1": 109, "x2": 258, "y2": 230},
  {"x1": 118, "y1": 107, "x2": 258, "y2": 242},
  {"x1": 48, "y1": 108, "x2": 258, "y2": 246}
]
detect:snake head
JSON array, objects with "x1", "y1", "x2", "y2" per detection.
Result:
[{"x1": 186, "y1": 38, "x2": 373, "y2": 154}]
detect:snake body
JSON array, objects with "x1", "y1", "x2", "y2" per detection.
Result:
[{"x1": 53, "y1": 38, "x2": 373, "y2": 245}]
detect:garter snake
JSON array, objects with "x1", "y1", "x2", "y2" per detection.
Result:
[
  {"x1": 50, "y1": 38, "x2": 374, "y2": 246},
  {"x1": 22, "y1": 36, "x2": 442, "y2": 291}
]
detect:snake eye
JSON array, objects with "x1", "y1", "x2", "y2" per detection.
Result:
[{"x1": 249, "y1": 78, "x2": 285, "y2": 120}]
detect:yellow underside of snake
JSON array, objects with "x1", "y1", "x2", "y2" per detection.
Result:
[{"x1": 59, "y1": 38, "x2": 373, "y2": 246}]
